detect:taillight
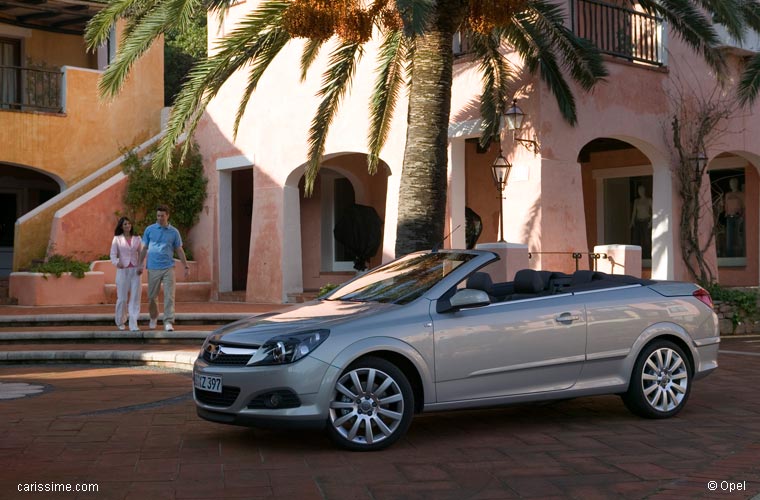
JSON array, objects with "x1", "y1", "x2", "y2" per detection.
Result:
[{"x1": 693, "y1": 287, "x2": 714, "y2": 309}]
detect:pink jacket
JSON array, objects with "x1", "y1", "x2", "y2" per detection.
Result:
[{"x1": 110, "y1": 235, "x2": 142, "y2": 268}]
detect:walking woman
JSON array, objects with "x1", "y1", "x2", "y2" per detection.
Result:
[{"x1": 110, "y1": 217, "x2": 143, "y2": 331}]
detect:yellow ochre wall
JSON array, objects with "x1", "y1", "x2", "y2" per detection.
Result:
[{"x1": 4, "y1": 29, "x2": 164, "y2": 271}]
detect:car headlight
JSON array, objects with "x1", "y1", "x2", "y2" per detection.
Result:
[{"x1": 248, "y1": 330, "x2": 330, "y2": 366}]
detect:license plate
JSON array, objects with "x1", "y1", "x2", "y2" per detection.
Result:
[{"x1": 194, "y1": 373, "x2": 223, "y2": 393}]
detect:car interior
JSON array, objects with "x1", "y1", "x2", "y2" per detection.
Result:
[{"x1": 462, "y1": 269, "x2": 655, "y2": 304}]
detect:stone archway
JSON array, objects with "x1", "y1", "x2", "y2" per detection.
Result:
[
  {"x1": 284, "y1": 153, "x2": 391, "y2": 297},
  {"x1": 707, "y1": 151, "x2": 760, "y2": 286},
  {"x1": 578, "y1": 136, "x2": 674, "y2": 279},
  {"x1": 0, "y1": 163, "x2": 63, "y2": 277}
]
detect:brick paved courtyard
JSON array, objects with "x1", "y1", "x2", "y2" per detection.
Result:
[{"x1": 0, "y1": 338, "x2": 759, "y2": 499}]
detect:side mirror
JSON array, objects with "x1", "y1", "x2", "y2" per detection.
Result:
[{"x1": 449, "y1": 289, "x2": 490, "y2": 310}]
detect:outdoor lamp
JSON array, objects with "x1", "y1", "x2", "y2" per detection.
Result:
[
  {"x1": 505, "y1": 99, "x2": 525, "y2": 131},
  {"x1": 491, "y1": 151, "x2": 512, "y2": 242},
  {"x1": 505, "y1": 98, "x2": 540, "y2": 154},
  {"x1": 692, "y1": 151, "x2": 708, "y2": 180}
]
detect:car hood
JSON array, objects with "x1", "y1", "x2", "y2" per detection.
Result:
[{"x1": 208, "y1": 300, "x2": 398, "y2": 345}]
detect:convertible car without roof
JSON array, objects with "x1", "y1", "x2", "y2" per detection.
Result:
[{"x1": 193, "y1": 249, "x2": 719, "y2": 450}]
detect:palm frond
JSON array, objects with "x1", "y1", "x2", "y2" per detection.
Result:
[
  {"x1": 692, "y1": 0, "x2": 745, "y2": 42},
  {"x1": 304, "y1": 42, "x2": 364, "y2": 193},
  {"x1": 367, "y1": 29, "x2": 407, "y2": 174},
  {"x1": 232, "y1": 30, "x2": 292, "y2": 140},
  {"x1": 151, "y1": 1, "x2": 292, "y2": 176},
  {"x1": 738, "y1": 0, "x2": 760, "y2": 35},
  {"x1": 394, "y1": 0, "x2": 434, "y2": 36},
  {"x1": 737, "y1": 52, "x2": 760, "y2": 105},
  {"x1": 98, "y1": 0, "x2": 201, "y2": 97},
  {"x1": 301, "y1": 38, "x2": 326, "y2": 82},
  {"x1": 522, "y1": 0, "x2": 607, "y2": 91},
  {"x1": 471, "y1": 31, "x2": 515, "y2": 148},
  {"x1": 637, "y1": 0, "x2": 725, "y2": 74},
  {"x1": 85, "y1": 0, "x2": 147, "y2": 50},
  {"x1": 504, "y1": 8, "x2": 579, "y2": 125}
]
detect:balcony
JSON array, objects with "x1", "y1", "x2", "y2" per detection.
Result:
[
  {"x1": 0, "y1": 65, "x2": 63, "y2": 113},
  {"x1": 570, "y1": 0, "x2": 666, "y2": 67}
]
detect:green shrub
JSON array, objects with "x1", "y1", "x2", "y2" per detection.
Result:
[
  {"x1": 704, "y1": 282, "x2": 759, "y2": 330},
  {"x1": 29, "y1": 254, "x2": 90, "y2": 279},
  {"x1": 121, "y1": 143, "x2": 207, "y2": 242},
  {"x1": 318, "y1": 283, "x2": 339, "y2": 298}
]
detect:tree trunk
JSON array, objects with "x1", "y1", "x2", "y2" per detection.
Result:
[{"x1": 395, "y1": 0, "x2": 469, "y2": 257}]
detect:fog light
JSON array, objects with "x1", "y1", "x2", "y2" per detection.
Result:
[{"x1": 267, "y1": 392, "x2": 282, "y2": 408}]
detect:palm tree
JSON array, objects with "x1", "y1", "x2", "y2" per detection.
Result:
[{"x1": 86, "y1": 0, "x2": 757, "y2": 256}]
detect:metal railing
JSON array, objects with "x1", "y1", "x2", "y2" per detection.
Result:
[
  {"x1": 529, "y1": 251, "x2": 609, "y2": 271},
  {"x1": 570, "y1": 0, "x2": 665, "y2": 66},
  {"x1": 0, "y1": 65, "x2": 63, "y2": 113}
]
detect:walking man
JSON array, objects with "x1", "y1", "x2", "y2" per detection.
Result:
[{"x1": 137, "y1": 205, "x2": 190, "y2": 331}]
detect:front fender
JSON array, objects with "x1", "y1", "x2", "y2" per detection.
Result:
[{"x1": 317, "y1": 336, "x2": 436, "y2": 405}]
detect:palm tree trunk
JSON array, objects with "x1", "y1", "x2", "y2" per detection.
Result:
[{"x1": 395, "y1": 0, "x2": 469, "y2": 257}]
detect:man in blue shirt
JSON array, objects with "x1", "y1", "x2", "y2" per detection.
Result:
[{"x1": 137, "y1": 205, "x2": 190, "y2": 331}]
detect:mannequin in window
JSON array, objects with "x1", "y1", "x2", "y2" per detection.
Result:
[
  {"x1": 723, "y1": 177, "x2": 745, "y2": 257},
  {"x1": 629, "y1": 184, "x2": 652, "y2": 258}
]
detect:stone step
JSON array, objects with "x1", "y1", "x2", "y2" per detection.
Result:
[
  {"x1": 0, "y1": 330, "x2": 210, "y2": 343},
  {"x1": 0, "y1": 312, "x2": 250, "y2": 328},
  {"x1": 0, "y1": 346, "x2": 197, "y2": 371}
]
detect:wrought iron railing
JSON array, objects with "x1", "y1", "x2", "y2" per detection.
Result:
[
  {"x1": 570, "y1": 0, "x2": 665, "y2": 66},
  {"x1": 529, "y1": 251, "x2": 609, "y2": 271},
  {"x1": 0, "y1": 66, "x2": 63, "y2": 113}
]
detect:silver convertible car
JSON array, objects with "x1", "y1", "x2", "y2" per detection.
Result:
[{"x1": 193, "y1": 250, "x2": 719, "y2": 451}]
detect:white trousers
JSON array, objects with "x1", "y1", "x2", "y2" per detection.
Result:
[{"x1": 115, "y1": 267, "x2": 142, "y2": 330}]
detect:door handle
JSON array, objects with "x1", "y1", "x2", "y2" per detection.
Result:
[{"x1": 555, "y1": 312, "x2": 580, "y2": 324}]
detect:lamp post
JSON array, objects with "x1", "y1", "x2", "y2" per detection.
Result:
[
  {"x1": 491, "y1": 150, "x2": 512, "y2": 242},
  {"x1": 691, "y1": 151, "x2": 708, "y2": 181},
  {"x1": 505, "y1": 99, "x2": 540, "y2": 154}
]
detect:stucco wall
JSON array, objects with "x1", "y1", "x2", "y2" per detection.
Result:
[{"x1": 24, "y1": 31, "x2": 96, "y2": 69}]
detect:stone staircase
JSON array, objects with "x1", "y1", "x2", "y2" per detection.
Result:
[{"x1": 0, "y1": 302, "x2": 283, "y2": 371}]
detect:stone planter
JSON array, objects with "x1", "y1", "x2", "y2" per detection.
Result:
[
  {"x1": 9, "y1": 272, "x2": 106, "y2": 306},
  {"x1": 90, "y1": 259, "x2": 199, "y2": 283}
]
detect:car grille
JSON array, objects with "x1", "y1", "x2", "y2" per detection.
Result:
[
  {"x1": 195, "y1": 386, "x2": 240, "y2": 407},
  {"x1": 202, "y1": 351, "x2": 252, "y2": 365},
  {"x1": 201, "y1": 343, "x2": 256, "y2": 366},
  {"x1": 248, "y1": 390, "x2": 301, "y2": 409}
]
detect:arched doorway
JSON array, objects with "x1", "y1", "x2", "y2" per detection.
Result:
[
  {"x1": 287, "y1": 153, "x2": 390, "y2": 295},
  {"x1": 0, "y1": 164, "x2": 62, "y2": 276},
  {"x1": 579, "y1": 138, "x2": 671, "y2": 278},
  {"x1": 707, "y1": 153, "x2": 759, "y2": 286}
]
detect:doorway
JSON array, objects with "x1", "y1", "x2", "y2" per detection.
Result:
[{"x1": 231, "y1": 168, "x2": 253, "y2": 291}]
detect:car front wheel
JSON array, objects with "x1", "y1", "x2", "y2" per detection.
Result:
[
  {"x1": 326, "y1": 357, "x2": 414, "y2": 451},
  {"x1": 622, "y1": 340, "x2": 692, "y2": 418}
]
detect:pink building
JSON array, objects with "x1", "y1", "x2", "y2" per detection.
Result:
[{"x1": 189, "y1": 0, "x2": 760, "y2": 304}]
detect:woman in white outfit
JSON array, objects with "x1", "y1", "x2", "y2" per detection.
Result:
[{"x1": 110, "y1": 217, "x2": 143, "y2": 331}]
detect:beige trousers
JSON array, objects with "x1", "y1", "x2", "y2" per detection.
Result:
[{"x1": 147, "y1": 267, "x2": 176, "y2": 324}]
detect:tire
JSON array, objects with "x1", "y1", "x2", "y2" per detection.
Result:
[
  {"x1": 622, "y1": 340, "x2": 692, "y2": 419},
  {"x1": 326, "y1": 357, "x2": 414, "y2": 451}
]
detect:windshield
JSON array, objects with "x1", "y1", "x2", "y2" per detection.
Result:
[{"x1": 327, "y1": 252, "x2": 477, "y2": 304}]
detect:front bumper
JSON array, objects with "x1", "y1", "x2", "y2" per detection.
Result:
[{"x1": 192, "y1": 355, "x2": 340, "y2": 426}]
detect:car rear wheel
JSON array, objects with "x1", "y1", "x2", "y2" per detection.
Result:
[
  {"x1": 622, "y1": 340, "x2": 692, "y2": 418},
  {"x1": 326, "y1": 357, "x2": 414, "y2": 451}
]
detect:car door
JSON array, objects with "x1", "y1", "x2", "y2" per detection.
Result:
[{"x1": 431, "y1": 293, "x2": 587, "y2": 402}]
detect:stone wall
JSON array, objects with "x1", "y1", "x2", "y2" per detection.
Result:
[{"x1": 714, "y1": 299, "x2": 760, "y2": 335}]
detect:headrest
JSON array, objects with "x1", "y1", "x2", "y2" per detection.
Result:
[
  {"x1": 571, "y1": 270, "x2": 596, "y2": 286},
  {"x1": 466, "y1": 272, "x2": 493, "y2": 293},
  {"x1": 514, "y1": 269, "x2": 545, "y2": 293}
]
